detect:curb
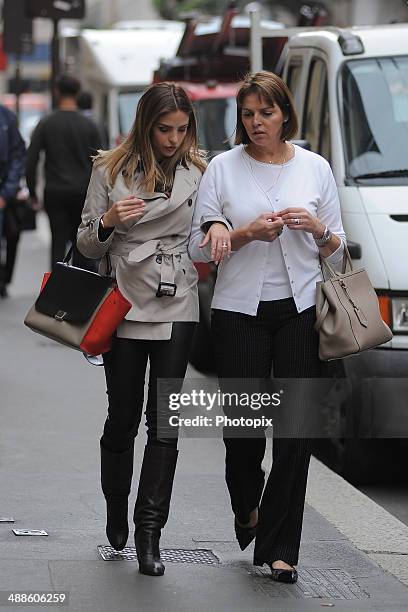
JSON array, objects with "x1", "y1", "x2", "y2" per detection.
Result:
[{"x1": 306, "y1": 456, "x2": 408, "y2": 587}]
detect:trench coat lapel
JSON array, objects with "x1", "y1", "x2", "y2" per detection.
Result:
[{"x1": 135, "y1": 164, "x2": 199, "y2": 226}]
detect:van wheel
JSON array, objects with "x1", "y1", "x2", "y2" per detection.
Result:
[
  {"x1": 312, "y1": 438, "x2": 408, "y2": 485},
  {"x1": 312, "y1": 359, "x2": 408, "y2": 485}
]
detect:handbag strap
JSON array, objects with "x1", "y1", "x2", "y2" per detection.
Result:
[
  {"x1": 320, "y1": 243, "x2": 353, "y2": 279},
  {"x1": 315, "y1": 244, "x2": 353, "y2": 333},
  {"x1": 314, "y1": 297, "x2": 329, "y2": 331},
  {"x1": 316, "y1": 245, "x2": 369, "y2": 331},
  {"x1": 63, "y1": 245, "x2": 112, "y2": 277}
]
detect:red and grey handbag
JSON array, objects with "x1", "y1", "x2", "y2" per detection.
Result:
[{"x1": 24, "y1": 248, "x2": 131, "y2": 357}]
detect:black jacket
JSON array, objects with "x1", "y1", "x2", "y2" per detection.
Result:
[
  {"x1": 26, "y1": 109, "x2": 102, "y2": 198},
  {"x1": 0, "y1": 105, "x2": 26, "y2": 201}
]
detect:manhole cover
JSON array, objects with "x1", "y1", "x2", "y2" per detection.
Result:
[
  {"x1": 98, "y1": 546, "x2": 220, "y2": 565},
  {"x1": 252, "y1": 567, "x2": 370, "y2": 600}
]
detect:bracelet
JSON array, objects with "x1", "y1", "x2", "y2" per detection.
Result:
[
  {"x1": 314, "y1": 226, "x2": 332, "y2": 247},
  {"x1": 98, "y1": 215, "x2": 114, "y2": 239}
]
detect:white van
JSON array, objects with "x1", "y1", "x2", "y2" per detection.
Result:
[
  {"x1": 78, "y1": 22, "x2": 184, "y2": 146},
  {"x1": 251, "y1": 23, "x2": 408, "y2": 483}
]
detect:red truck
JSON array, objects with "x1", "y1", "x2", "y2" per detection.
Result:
[{"x1": 154, "y1": 6, "x2": 284, "y2": 370}]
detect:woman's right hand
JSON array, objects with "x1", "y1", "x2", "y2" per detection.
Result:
[
  {"x1": 102, "y1": 195, "x2": 146, "y2": 228},
  {"x1": 248, "y1": 213, "x2": 284, "y2": 242},
  {"x1": 199, "y1": 222, "x2": 231, "y2": 264}
]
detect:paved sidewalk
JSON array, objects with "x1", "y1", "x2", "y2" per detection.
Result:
[{"x1": 1, "y1": 221, "x2": 408, "y2": 611}]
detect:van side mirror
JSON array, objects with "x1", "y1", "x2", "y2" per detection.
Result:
[
  {"x1": 291, "y1": 139, "x2": 311, "y2": 150},
  {"x1": 347, "y1": 241, "x2": 362, "y2": 259}
]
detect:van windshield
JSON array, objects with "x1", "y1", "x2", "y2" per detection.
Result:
[
  {"x1": 194, "y1": 97, "x2": 236, "y2": 155},
  {"x1": 341, "y1": 56, "x2": 408, "y2": 185}
]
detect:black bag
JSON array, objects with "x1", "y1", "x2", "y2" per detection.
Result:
[
  {"x1": 34, "y1": 261, "x2": 114, "y2": 323},
  {"x1": 4, "y1": 198, "x2": 36, "y2": 236},
  {"x1": 24, "y1": 247, "x2": 131, "y2": 356}
]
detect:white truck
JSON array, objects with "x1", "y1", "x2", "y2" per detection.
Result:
[
  {"x1": 77, "y1": 21, "x2": 184, "y2": 146},
  {"x1": 250, "y1": 20, "x2": 408, "y2": 483}
]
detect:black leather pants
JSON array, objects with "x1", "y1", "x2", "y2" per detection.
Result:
[{"x1": 101, "y1": 322, "x2": 196, "y2": 452}]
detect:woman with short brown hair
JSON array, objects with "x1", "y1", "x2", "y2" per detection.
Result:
[
  {"x1": 190, "y1": 71, "x2": 346, "y2": 583},
  {"x1": 234, "y1": 70, "x2": 299, "y2": 144}
]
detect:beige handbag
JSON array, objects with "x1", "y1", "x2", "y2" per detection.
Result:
[{"x1": 315, "y1": 247, "x2": 393, "y2": 361}]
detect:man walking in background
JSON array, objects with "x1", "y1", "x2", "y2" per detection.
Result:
[
  {"x1": 0, "y1": 104, "x2": 26, "y2": 298},
  {"x1": 26, "y1": 74, "x2": 101, "y2": 269}
]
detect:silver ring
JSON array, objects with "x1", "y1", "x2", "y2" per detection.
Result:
[
  {"x1": 221, "y1": 242, "x2": 228, "y2": 248},
  {"x1": 294, "y1": 217, "x2": 300, "y2": 225}
]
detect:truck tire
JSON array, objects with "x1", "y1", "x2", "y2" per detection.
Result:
[
  {"x1": 312, "y1": 437, "x2": 408, "y2": 485},
  {"x1": 189, "y1": 278, "x2": 216, "y2": 374},
  {"x1": 189, "y1": 311, "x2": 215, "y2": 373}
]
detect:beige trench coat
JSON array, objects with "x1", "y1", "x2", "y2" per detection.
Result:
[{"x1": 77, "y1": 161, "x2": 203, "y2": 328}]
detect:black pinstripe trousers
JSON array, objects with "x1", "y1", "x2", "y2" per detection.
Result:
[{"x1": 211, "y1": 298, "x2": 326, "y2": 566}]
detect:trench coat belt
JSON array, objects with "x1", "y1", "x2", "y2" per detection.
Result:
[{"x1": 111, "y1": 239, "x2": 188, "y2": 287}]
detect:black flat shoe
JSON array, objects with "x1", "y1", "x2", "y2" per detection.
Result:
[
  {"x1": 268, "y1": 565, "x2": 298, "y2": 584},
  {"x1": 234, "y1": 518, "x2": 257, "y2": 551}
]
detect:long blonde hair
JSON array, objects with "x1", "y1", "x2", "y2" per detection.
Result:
[{"x1": 95, "y1": 82, "x2": 206, "y2": 192}]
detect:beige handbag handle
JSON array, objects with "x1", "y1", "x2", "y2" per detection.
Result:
[
  {"x1": 315, "y1": 244, "x2": 354, "y2": 333},
  {"x1": 320, "y1": 243, "x2": 353, "y2": 279},
  {"x1": 314, "y1": 298, "x2": 329, "y2": 331}
]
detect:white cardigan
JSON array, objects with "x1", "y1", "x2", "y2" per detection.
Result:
[{"x1": 188, "y1": 144, "x2": 346, "y2": 316}]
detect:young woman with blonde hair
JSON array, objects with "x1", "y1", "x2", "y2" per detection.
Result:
[{"x1": 77, "y1": 82, "x2": 226, "y2": 576}]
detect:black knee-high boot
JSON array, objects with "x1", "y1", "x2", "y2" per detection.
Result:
[
  {"x1": 100, "y1": 442, "x2": 134, "y2": 551},
  {"x1": 133, "y1": 445, "x2": 178, "y2": 576}
]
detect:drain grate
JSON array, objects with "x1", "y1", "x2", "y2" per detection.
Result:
[
  {"x1": 98, "y1": 545, "x2": 220, "y2": 565},
  {"x1": 252, "y1": 567, "x2": 370, "y2": 600}
]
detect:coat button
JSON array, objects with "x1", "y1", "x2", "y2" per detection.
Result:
[
  {"x1": 156, "y1": 255, "x2": 162, "y2": 264},
  {"x1": 188, "y1": 199, "x2": 193, "y2": 206}
]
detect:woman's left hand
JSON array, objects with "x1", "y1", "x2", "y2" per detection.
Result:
[
  {"x1": 199, "y1": 222, "x2": 231, "y2": 264},
  {"x1": 277, "y1": 207, "x2": 325, "y2": 238}
]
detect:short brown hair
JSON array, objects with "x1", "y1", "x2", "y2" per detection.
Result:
[{"x1": 235, "y1": 71, "x2": 298, "y2": 144}]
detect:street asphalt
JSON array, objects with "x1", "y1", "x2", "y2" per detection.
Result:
[{"x1": 1, "y1": 216, "x2": 408, "y2": 611}]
